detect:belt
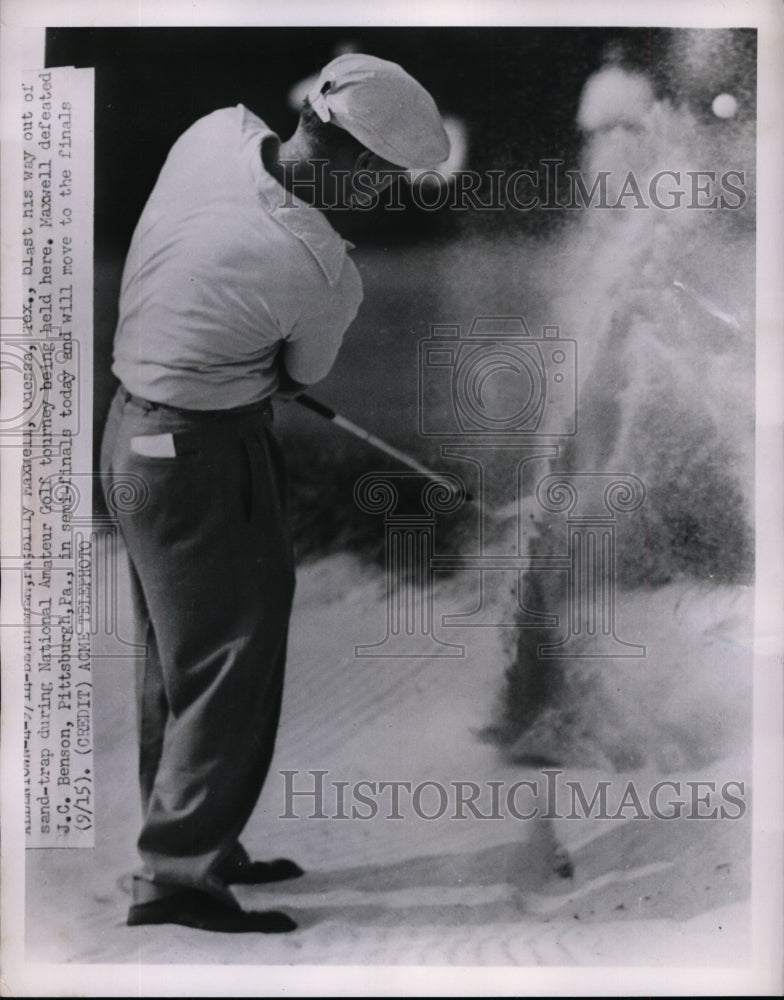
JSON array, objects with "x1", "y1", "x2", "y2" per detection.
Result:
[{"x1": 118, "y1": 385, "x2": 273, "y2": 420}]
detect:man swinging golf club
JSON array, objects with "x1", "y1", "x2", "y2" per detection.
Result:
[{"x1": 101, "y1": 54, "x2": 449, "y2": 933}]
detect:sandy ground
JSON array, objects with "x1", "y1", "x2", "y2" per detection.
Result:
[{"x1": 25, "y1": 543, "x2": 751, "y2": 970}]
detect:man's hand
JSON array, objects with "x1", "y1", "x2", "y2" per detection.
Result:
[{"x1": 274, "y1": 365, "x2": 309, "y2": 401}]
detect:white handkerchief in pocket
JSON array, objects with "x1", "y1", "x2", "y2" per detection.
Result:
[{"x1": 130, "y1": 433, "x2": 176, "y2": 458}]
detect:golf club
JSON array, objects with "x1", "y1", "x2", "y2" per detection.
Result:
[{"x1": 295, "y1": 393, "x2": 473, "y2": 503}]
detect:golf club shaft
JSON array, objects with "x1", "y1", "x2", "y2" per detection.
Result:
[{"x1": 296, "y1": 393, "x2": 459, "y2": 486}]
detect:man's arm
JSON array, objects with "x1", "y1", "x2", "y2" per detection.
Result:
[{"x1": 279, "y1": 256, "x2": 363, "y2": 389}]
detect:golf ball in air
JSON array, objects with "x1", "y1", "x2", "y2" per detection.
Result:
[{"x1": 711, "y1": 93, "x2": 737, "y2": 119}]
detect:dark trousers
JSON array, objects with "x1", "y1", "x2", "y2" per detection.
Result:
[{"x1": 101, "y1": 388, "x2": 295, "y2": 902}]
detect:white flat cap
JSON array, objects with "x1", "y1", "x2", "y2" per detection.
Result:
[{"x1": 307, "y1": 53, "x2": 450, "y2": 169}]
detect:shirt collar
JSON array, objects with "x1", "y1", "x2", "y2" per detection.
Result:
[{"x1": 238, "y1": 104, "x2": 353, "y2": 287}]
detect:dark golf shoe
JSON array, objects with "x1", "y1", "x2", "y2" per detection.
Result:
[
  {"x1": 216, "y1": 843, "x2": 305, "y2": 885},
  {"x1": 219, "y1": 857, "x2": 305, "y2": 885},
  {"x1": 127, "y1": 888, "x2": 297, "y2": 933}
]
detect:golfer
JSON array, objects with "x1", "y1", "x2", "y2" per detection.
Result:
[{"x1": 100, "y1": 54, "x2": 449, "y2": 933}]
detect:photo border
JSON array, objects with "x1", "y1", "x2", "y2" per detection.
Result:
[{"x1": 1, "y1": 1, "x2": 781, "y2": 995}]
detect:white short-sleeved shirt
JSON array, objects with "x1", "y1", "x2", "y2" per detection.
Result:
[{"x1": 112, "y1": 105, "x2": 363, "y2": 410}]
